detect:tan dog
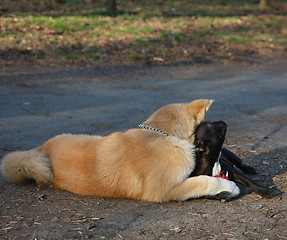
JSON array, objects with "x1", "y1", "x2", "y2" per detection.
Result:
[{"x1": 0, "y1": 99, "x2": 240, "y2": 202}]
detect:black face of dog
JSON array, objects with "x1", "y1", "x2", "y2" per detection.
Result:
[
  {"x1": 191, "y1": 121, "x2": 227, "y2": 176},
  {"x1": 195, "y1": 121, "x2": 227, "y2": 160},
  {"x1": 191, "y1": 121, "x2": 276, "y2": 198}
]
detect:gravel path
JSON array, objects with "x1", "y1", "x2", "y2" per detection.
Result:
[{"x1": 1, "y1": 61, "x2": 287, "y2": 239}]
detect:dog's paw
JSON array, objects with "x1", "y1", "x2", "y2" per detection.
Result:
[
  {"x1": 225, "y1": 180, "x2": 240, "y2": 198},
  {"x1": 209, "y1": 191, "x2": 232, "y2": 200},
  {"x1": 255, "y1": 187, "x2": 277, "y2": 198},
  {"x1": 209, "y1": 177, "x2": 240, "y2": 199}
]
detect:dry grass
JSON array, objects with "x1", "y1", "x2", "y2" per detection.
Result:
[{"x1": 0, "y1": 0, "x2": 286, "y2": 68}]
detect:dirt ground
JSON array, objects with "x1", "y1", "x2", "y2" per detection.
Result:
[{"x1": 0, "y1": 58, "x2": 287, "y2": 239}]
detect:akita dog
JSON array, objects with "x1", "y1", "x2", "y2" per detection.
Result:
[{"x1": 1, "y1": 99, "x2": 239, "y2": 202}]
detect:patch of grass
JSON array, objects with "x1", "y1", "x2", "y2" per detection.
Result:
[
  {"x1": 26, "y1": 15, "x2": 102, "y2": 32},
  {"x1": 268, "y1": 19, "x2": 283, "y2": 27},
  {"x1": 66, "y1": 53, "x2": 79, "y2": 60},
  {"x1": 0, "y1": 0, "x2": 286, "y2": 66},
  {"x1": 160, "y1": 32, "x2": 168, "y2": 39},
  {"x1": 27, "y1": 16, "x2": 48, "y2": 25},
  {"x1": 117, "y1": 25, "x2": 139, "y2": 35},
  {"x1": 48, "y1": 16, "x2": 90, "y2": 31},
  {"x1": 143, "y1": 26, "x2": 154, "y2": 34},
  {"x1": 174, "y1": 33, "x2": 183, "y2": 42},
  {"x1": 85, "y1": 51, "x2": 102, "y2": 59},
  {"x1": 49, "y1": 19, "x2": 70, "y2": 31},
  {"x1": 126, "y1": 26, "x2": 139, "y2": 34},
  {"x1": 173, "y1": 24, "x2": 181, "y2": 30},
  {"x1": 118, "y1": 14, "x2": 141, "y2": 21},
  {"x1": 219, "y1": 34, "x2": 252, "y2": 44},
  {"x1": 48, "y1": 36, "x2": 59, "y2": 45},
  {"x1": 198, "y1": 29, "x2": 213, "y2": 38},
  {"x1": 133, "y1": 38, "x2": 144, "y2": 43},
  {"x1": 129, "y1": 52, "x2": 138, "y2": 61},
  {"x1": 3, "y1": 29, "x2": 15, "y2": 35}
]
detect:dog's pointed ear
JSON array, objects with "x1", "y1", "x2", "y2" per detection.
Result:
[{"x1": 188, "y1": 99, "x2": 214, "y2": 123}]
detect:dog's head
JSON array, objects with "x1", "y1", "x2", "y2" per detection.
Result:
[
  {"x1": 189, "y1": 121, "x2": 227, "y2": 177},
  {"x1": 144, "y1": 99, "x2": 213, "y2": 140},
  {"x1": 195, "y1": 121, "x2": 227, "y2": 163}
]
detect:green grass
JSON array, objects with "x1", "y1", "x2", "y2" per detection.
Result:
[
  {"x1": 47, "y1": 36, "x2": 59, "y2": 44},
  {"x1": 3, "y1": 29, "x2": 15, "y2": 35},
  {"x1": 174, "y1": 33, "x2": 183, "y2": 42},
  {"x1": 129, "y1": 52, "x2": 138, "y2": 61},
  {"x1": 219, "y1": 34, "x2": 252, "y2": 44},
  {"x1": 0, "y1": 0, "x2": 286, "y2": 65},
  {"x1": 66, "y1": 53, "x2": 79, "y2": 60},
  {"x1": 143, "y1": 26, "x2": 154, "y2": 34},
  {"x1": 160, "y1": 32, "x2": 168, "y2": 39},
  {"x1": 198, "y1": 29, "x2": 213, "y2": 38},
  {"x1": 133, "y1": 38, "x2": 144, "y2": 43},
  {"x1": 26, "y1": 16, "x2": 48, "y2": 25},
  {"x1": 85, "y1": 51, "x2": 102, "y2": 59},
  {"x1": 268, "y1": 19, "x2": 284, "y2": 27},
  {"x1": 26, "y1": 15, "x2": 101, "y2": 32},
  {"x1": 48, "y1": 16, "x2": 90, "y2": 31}
]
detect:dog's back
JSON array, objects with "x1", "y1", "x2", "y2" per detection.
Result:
[{"x1": 1, "y1": 130, "x2": 195, "y2": 202}]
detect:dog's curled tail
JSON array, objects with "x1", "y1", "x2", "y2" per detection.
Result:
[{"x1": 0, "y1": 150, "x2": 53, "y2": 186}]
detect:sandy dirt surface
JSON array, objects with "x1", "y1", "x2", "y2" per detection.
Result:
[{"x1": 0, "y1": 59, "x2": 287, "y2": 239}]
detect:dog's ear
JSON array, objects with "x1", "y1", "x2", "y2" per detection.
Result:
[{"x1": 188, "y1": 99, "x2": 214, "y2": 124}]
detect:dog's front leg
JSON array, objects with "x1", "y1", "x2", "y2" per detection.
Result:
[{"x1": 168, "y1": 175, "x2": 240, "y2": 201}]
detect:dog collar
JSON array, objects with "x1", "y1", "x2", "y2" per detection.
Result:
[{"x1": 138, "y1": 123, "x2": 168, "y2": 136}]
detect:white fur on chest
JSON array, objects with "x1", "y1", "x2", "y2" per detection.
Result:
[{"x1": 168, "y1": 136, "x2": 196, "y2": 182}]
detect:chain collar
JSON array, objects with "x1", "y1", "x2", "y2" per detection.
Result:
[{"x1": 138, "y1": 123, "x2": 168, "y2": 136}]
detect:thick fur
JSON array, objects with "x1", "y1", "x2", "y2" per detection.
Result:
[
  {"x1": 0, "y1": 99, "x2": 240, "y2": 202},
  {"x1": 1, "y1": 150, "x2": 53, "y2": 185}
]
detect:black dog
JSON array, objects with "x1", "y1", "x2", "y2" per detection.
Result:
[{"x1": 190, "y1": 121, "x2": 274, "y2": 198}]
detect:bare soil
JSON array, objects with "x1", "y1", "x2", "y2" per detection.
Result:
[{"x1": 0, "y1": 58, "x2": 287, "y2": 239}]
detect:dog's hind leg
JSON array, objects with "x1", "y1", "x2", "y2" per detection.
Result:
[
  {"x1": 221, "y1": 148, "x2": 256, "y2": 175},
  {"x1": 220, "y1": 160, "x2": 274, "y2": 198},
  {"x1": 168, "y1": 175, "x2": 240, "y2": 201}
]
